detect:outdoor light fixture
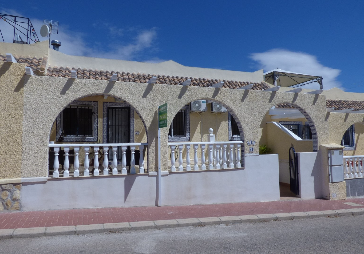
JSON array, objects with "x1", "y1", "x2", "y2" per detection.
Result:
[
  {"x1": 212, "y1": 81, "x2": 224, "y2": 88},
  {"x1": 264, "y1": 86, "x2": 280, "y2": 92},
  {"x1": 6, "y1": 53, "x2": 17, "y2": 63},
  {"x1": 181, "y1": 79, "x2": 191, "y2": 86},
  {"x1": 148, "y1": 76, "x2": 158, "y2": 84},
  {"x1": 285, "y1": 88, "x2": 302, "y2": 93},
  {"x1": 71, "y1": 70, "x2": 77, "y2": 79},
  {"x1": 110, "y1": 73, "x2": 117, "y2": 82},
  {"x1": 239, "y1": 84, "x2": 253, "y2": 90},
  {"x1": 25, "y1": 67, "x2": 33, "y2": 76}
]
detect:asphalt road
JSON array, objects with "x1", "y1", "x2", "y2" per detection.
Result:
[{"x1": 1, "y1": 215, "x2": 364, "y2": 253}]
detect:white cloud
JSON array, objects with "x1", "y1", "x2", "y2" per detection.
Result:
[
  {"x1": 0, "y1": 9, "x2": 158, "y2": 61},
  {"x1": 250, "y1": 49, "x2": 343, "y2": 90}
]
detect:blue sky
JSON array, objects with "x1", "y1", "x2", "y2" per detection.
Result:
[{"x1": 1, "y1": 1, "x2": 364, "y2": 92}]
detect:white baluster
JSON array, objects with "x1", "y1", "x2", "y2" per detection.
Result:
[
  {"x1": 73, "y1": 147, "x2": 80, "y2": 177},
  {"x1": 93, "y1": 147, "x2": 100, "y2": 176},
  {"x1": 193, "y1": 144, "x2": 199, "y2": 171},
  {"x1": 84, "y1": 147, "x2": 90, "y2": 176},
  {"x1": 63, "y1": 147, "x2": 70, "y2": 177},
  {"x1": 344, "y1": 158, "x2": 350, "y2": 179},
  {"x1": 215, "y1": 144, "x2": 221, "y2": 169},
  {"x1": 139, "y1": 145, "x2": 145, "y2": 174},
  {"x1": 222, "y1": 144, "x2": 227, "y2": 169},
  {"x1": 359, "y1": 157, "x2": 363, "y2": 178},
  {"x1": 350, "y1": 158, "x2": 354, "y2": 178},
  {"x1": 354, "y1": 157, "x2": 359, "y2": 178},
  {"x1": 53, "y1": 147, "x2": 60, "y2": 178},
  {"x1": 229, "y1": 144, "x2": 234, "y2": 169},
  {"x1": 236, "y1": 144, "x2": 242, "y2": 168},
  {"x1": 170, "y1": 145, "x2": 176, "y2": 172},
  {"x1": 130, "y1": 146, "x2": 136, "y2": 174},
  {"x1": 112, "y1": 147, "x2": 118, "y2": 175},
  {"x1": 219, "y1": 146, "x2": 223, "y2": 165},
  {"x1": 103, "y1": 146, "x2": 109, "y2": 175},
  {"x1": 121, "y1": 146, "x2": 127, "y2": 175},
  {"x1": 201, "y1": 144, "x2": 206, "y2": 170},
  {"x1": 178, "y1": 145, "x2": 184, "y2": 171},
  {"x1": 208, "y1": 144, "x2": 214, "y2": 170},
  {"x1": 186, "y1": 144, "x2": 191, "y2": 171}
]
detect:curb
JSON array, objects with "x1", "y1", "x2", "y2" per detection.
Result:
[{"x1": 1, "y1": 208, "x2": 364, "y2": 239}]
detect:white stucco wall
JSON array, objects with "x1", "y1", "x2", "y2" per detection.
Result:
[
  {"x1": 297, "y1": 152, "x2": 323, "y2": 199},
  {"x1": 21, "y1": 154, "x2": 279, "y2": 211}
]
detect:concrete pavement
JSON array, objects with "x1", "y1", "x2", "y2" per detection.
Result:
[{"x1": 1, "y1": 197, "x2": 364, "y2": 239}]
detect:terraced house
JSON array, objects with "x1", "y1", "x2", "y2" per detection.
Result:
[{"x1": 0, "y1": 40, "x2": 363, "y2": 211}]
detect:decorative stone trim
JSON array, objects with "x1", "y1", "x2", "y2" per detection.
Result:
[{"x1": 0, "y1": 184, "x2": 21, "y2": 211}]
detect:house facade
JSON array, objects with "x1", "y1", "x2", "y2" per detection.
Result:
[{"x1": 0, "y1": 40, "x2": 362, "y2": 211}]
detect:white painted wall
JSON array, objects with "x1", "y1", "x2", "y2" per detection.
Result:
[
  {"x1": 21, "y1": 154, "x2": 280, "y2": 211},
  {"x1": 297, "y1": 152, "x2": 323, "y2": 199}
]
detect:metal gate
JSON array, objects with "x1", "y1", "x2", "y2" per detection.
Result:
[
  {"x1": 107, "y1": 107, "x2": 130, "y2": 160},
  {"x1": 289, "y1": 145, "x2": 299, "y2": 196}
]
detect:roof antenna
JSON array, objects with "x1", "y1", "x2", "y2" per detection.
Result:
[{"x1": 40, "y1": 20, "x2": 60, "y2": 50}]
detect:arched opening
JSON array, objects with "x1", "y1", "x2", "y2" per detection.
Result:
[
  {"x1": 260, "y1": 102, "x2": 318, "y2": 198},
  {"x1": 48, "y1": 94, "x2": 148, "y2": 177},
  {"x1": 167, "y1": 99, "x2": 244, "y2": 171}
]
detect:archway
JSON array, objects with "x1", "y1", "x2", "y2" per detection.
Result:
[
  {"x1": 48, "y1": 94, "x2": 148, "y2": 177},
  {"x1": 260, "y1": 102, "x2": 319, "y2": 198}
]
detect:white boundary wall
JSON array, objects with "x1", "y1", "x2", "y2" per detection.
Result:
[
  {"x1": 21, "y1": 154, "x2": 279, "y2": 211},
  {"x1": 297, "y1": 152, "x2": 323, "y2": 199}
]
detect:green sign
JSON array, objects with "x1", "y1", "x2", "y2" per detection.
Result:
[{"x1": 158, "y1": 103, "x2": 167, "y2": 128}]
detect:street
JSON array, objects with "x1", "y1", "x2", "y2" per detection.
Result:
[{"x1": 1, "y1": 215, "x2": 364, "y2": 253}]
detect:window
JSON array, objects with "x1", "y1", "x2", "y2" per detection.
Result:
[
  {"x1": 342, "y1": 125, "x2": 355, "y2": 148},
  {"x1": 229, "y1": 113, "x2": 241, "y2": 141},
  {"x1": 56, "y1": 101, "x2": 98, "y2": 142},
  {"x1": 280, "y1": 121, "x2": 312, "y2": 140},
  {"x1": 168, "y1": 105, "x2": 190, "y2": 141}
]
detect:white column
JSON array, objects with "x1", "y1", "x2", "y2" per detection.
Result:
[
  {"x1": 222, "y1": 144, "x2": 227, "y2": 169},
  {"x1": 139, "y1": 145, "x2": 145, "y2": 174},
  {"x1": 193, "y1": 144, "x2": 199, "y2": 171},
  {"x1": 103, "y1": 146, "x2": 109, "y2": 175},
  {"x1": 112, "y1": 146, "x2": 118, "y2": 175},
  {"x1": 63, "y1": 147, "x2": 70, "y2": 177},
  {"x1": 354, "y1": 157, "x2": 359, "y2": 178},
  {"x1": 130, "y1": 146, "x2": 136, "y2": 174},
  {"x1": 170, "y1": 145, "x2": 176, "y2": 172},
  {"x1": 350, "y1": 158, "x2": 354, "y2": 178},
  {"x1": 215, "y1": 144, "x2": 221, "y2": 169},
  {"x1": 178, "y1": 145, "x2": 184, "y2": 171},
  {"x1": 186, "y1": 144, "x2": 191, "y2": 171},
  {"x1": 84, "y1": 147, "x2": 90, "y2": 176},
  {"x1": 73, "y1": 147, "x2": 80, "y2": 177},
  {"x1": 229, "y1": 144, "x2": 234, "y2": 169},
  {"x1": 93, "y1": 147, "x2": 100, "y2": 176},
  {"x1": 201, "y1": 144, "x2": 206, "y2": 170},
  {"x1": 358, "y1": 157, "x2": 363, "y2": 178},
  {"x1": 236, "y1": 144, "x2": 242, "y2": 168},
  {"x1": 53, "y1": 147, "x2": 60, "y2": 178},
  {"x1": 208, "y1": 144, "x2": 214, "y2": 170},
  {"x1": 344, "y1": 158, "x2": 350, "y2": 179},
  {"x1": 121, "y1": 146, "x2": 127, "y2": 175}
]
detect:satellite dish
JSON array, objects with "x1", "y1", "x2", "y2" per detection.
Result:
[{"x1": 40, "y1": 25, "x2": 50, "y2": 37}]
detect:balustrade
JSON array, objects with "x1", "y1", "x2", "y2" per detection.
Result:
[
  {"x1": 49, "y1": 143, "x2": 147, "y2": 178},
  {"x1": 344, "y1": 156, "x2": 364, "y2": 179},
  {"x1": 168, "y1": 141, "x2": 243, "y2": 172}
]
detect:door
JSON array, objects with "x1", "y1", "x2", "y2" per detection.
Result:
[
  {"x1": 107, "y1": 107, "x2": 130, "y2": 160},
  {"x1": 289, "y1": 146, "x2": 299, "y2": 196}
]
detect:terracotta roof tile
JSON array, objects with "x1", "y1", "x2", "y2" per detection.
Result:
[{"x1": 326, "y1": 100, "x2": 364, "y2": 111}]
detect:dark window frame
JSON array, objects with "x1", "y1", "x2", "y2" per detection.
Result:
[
  {"x1": 168, "y1": 105, "x2": 190, "y2": 142},
  {"x1": 228, "y1": 113, "x2": 241, "y2": 141},
  {"x1": 342, "y1": 124, "x2": 355, "y2": 149},
  {"x1": 56, "y1": 101, "x2": 98, "y2": 142}
]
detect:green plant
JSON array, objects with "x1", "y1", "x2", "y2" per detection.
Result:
[{"x1": 259, "y1": 145, "x2": 271, "y2": 154}]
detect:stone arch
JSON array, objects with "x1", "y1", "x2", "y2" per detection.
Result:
[
  {"x1": 273, "y1": 102, "x2": 319, "y2": 152},
  {"x1": 168, "y1": 97, "x2": 245, "y2": 144},
  {"x1": 47, "y1": 93, "x2": 149, "y2": 144}
]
